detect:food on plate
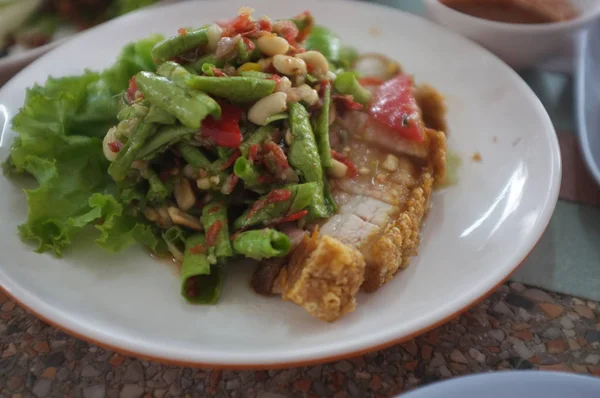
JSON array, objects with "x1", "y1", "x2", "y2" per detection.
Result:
[
  {"x1": 439, "y1": 0, "x2": 579, "y2": 24},
  {"x1": 0, "y1": 0, "x2": 159, "y2": 58},
  {"x1": 4, "y1": 7, "x2": 449, "y2": 322}
]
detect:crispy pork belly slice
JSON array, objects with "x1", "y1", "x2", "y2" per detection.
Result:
[
  {"x1": 281, "y1": 235, "x2": 365, "y2": 322},
  {"x1": 415, "y1": 84, "x2": 448, "y2": 133},
  {"x1": 320, "y1": 213, "x2": 380, "y2": 246},
  {"x1": 324, "y1": 166, "x2": 435, "y2": 292},
  {"x1": 360, "y1": 171, "x2": 433, "y2": 292},
  {"x1": 426, "y1": 128, "x2": 447, "y2": 184}
]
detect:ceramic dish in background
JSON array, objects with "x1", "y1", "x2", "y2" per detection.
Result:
[
  {"x1": 0, "y1": 0, "x2": 561, "y2": 367},
  {"x1": 424, "y1": 0, "x2": 600, "y2": 69},
  {"x1": 576, "y1": 21, "x2": 600, "y2": 186},
  {"x1": 397, "y1": 371, "x2": 600, "y2": 398}
]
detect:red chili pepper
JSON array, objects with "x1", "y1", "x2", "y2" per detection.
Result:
[
  {"x1": 206, "y1": 220, "x2": 223, "y2": 247},
  {"x1": 126, "y1": 76, "x2": 138, "y2": 102},
  {"x1": 230, "y1": 174, "x2": 240, "y2": 189},
  {"x1": 268, "y1": 74, "x2": 283, "y2": 85},
  {"x1": 272, "y1": 209, "x2": 308, "y2": 225},
  {"x1": 220, "y1": 150, "x2": 241, "y2": 170},
  {"x1": 189, "y1": 243, "x2": 206, "y2": 254},
  {"x1": 247, "y1": 199, "x2": 267, "y2": 219},
  {"x1": 222, "y1": 174, "x2": 239, "y2": 195},
  {"x1": 293, "y1": 11, "x2": 314, "y2": 42},
  {"x1": 266, "y1": 189, "x2": 292, "y2": 203},
  {"x1": 219, "y1": 13, "x2": 256, "y2": 37},
  {"x1": 243, "y1": 37, "x2": 255, "y2": 52},
  {"x1": 258, "y1": 18, "x2": 271, "y2": 32},
  {"x1": 273, "y1": 20, "x2": 299, "y2": 46},
  {"x1": 358, "y1": 77, "x2": 384, "y2": 86},
  {"x1": 263, "y1": 141, "x2": 290, "y2": 170},
  {"x1": 257, "y1": 174, "x2": 276, "y2": 184},
  {"x1": 177, "y1": 28, "x2": 188, "y2": 36},
  {"x1": 200, "y1": 104, "x2": 243, "y2": 148},
  {"x1": 333, "y1": 94, "x2": 363, "y2": 111},
  {"x1": 212, "y1": 67, "x2": 227, "y2": 77},
  {"x1": 108, "y1": 141, "x2": 122, "y2": 153},
  {"x1": 248, "y1": 144, "x2": 260, "y2": 163},
  {"x1": 369, "y1": 74, "x2": 425, "y2": 142},
  {"x1": 331, "y1": 150, "x2": 360, "y2": 178}
]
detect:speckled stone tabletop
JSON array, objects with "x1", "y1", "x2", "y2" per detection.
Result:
[{"x1": 1, "y1": 282, "x2": 600, "y2": 398}]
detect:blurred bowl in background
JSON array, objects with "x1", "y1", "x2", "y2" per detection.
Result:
[
  {"x1": 424, "y1": 0, "x2": 600, "y2": 68},
  {"x1": 396, "y1": 371, "x2": 600, "y2": 398}
]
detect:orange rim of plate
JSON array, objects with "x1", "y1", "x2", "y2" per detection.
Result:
[{"x1": 0, "y1": 233, "x2": 542, "y2": 370}]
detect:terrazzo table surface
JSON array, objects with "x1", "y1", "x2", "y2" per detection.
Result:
[{"x1": 1, "y1": 283, "x2": 600, "y2": 397}]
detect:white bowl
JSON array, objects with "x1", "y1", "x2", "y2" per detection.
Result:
[
  {"x1": 424, "y1": 0, "x2": 600, "y2": 68},
  {"x1": 0, "y1": 0, "x2": 561, "y2": 367},
  {"x1": 399, "y1": 371, "x2": 600, "y2": 398}
]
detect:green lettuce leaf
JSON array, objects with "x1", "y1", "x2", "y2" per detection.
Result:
[
  {"x1": 89, "y1": 194, "x2": 160, "y2": 253},
  {"x1": 4, "y1": 35, "x2": 164, "y2": 256}
]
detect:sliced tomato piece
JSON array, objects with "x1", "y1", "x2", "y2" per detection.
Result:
[
  {"x1": 369, "y1": 74, "x2": 425, "y2": 142},
  {"x1": 200, "y1": 103, "x2": 243, "y2": 148}
]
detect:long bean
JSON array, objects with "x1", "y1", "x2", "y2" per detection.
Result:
[
  {"x1": 189, "y1": 54, "x2": 224, "y2": 74},
  {"x1": 201, "y1": 202, "x2": 233, "y2": 261},
  {"x1": 152, "y1": 26, "x2": 209, "y2": 65},
  {"x1": 142, "y1": 168, "x2": 169, "y2": 204},
  {"x1": 239, "y1": 125, "x2": 274, "y2": 156},
  {"x1": 232, "y1": 229, "x2": 291, "y2": 260},
  {"x1": 315, "y1": 85, "x2": 332, "y2": 168},
  {"x1": 156, "y1": 61, "x2": 220, "y2": 120},
  {"x1": 233, "y1": 182, "x2": 317, "y2": 230},
  {"x1": 144, "y1": 105, "x2": 176, "y2": 125},
  {"x1": 109, "y1": 117, "x2": 158, "y2": 181},
  {"x1": 135, "y1": 71, "x2": 216, "y2": 129},
  {"x1": 233, "y1": 157, "x2": 261, "y2": 188},
  {"x1": 288, "y1": 103, "x2": 329, "y2": 218},
  {"x1": 334, "y1": 72, "x2": 372, "y2": 105},
  {"x1": 180, "y1": 234, "x2": 222, "y2": 304},
  {"x1": 177, "y1": 142, "x2": 212, "y2": 169},
  {"x1": 186, "y1": 76, "x2": 276, "y2": 103},
  {"x1": 136, "y1": 125, "x2": 196, "y2": 160}
]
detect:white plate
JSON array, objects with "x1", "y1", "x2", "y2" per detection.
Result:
[
  {"x1": 0, "y1": 0, "x2": 561, "y2": 367},
  {"x1": 399, "y1": 371, "x2": 600, "y2": 398}
]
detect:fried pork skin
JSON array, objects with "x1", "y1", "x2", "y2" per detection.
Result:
[{"x1": 281, "y1": 235, "x2": 365, "y2": 322}]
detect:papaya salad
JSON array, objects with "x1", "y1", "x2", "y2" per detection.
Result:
[{"x1": 4, "y1": 8, "x2": 449, "y2": 322}]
